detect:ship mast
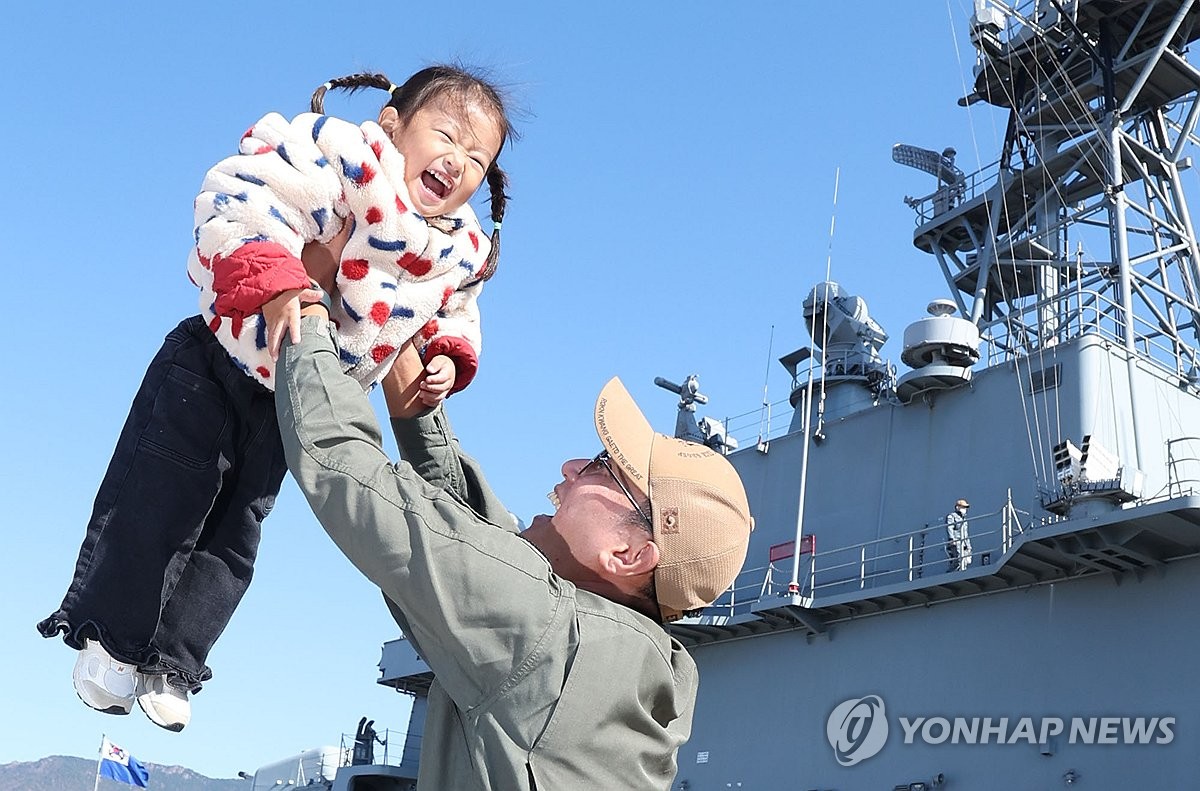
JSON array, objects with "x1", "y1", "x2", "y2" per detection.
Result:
[{"x1": 903, "y1": 0, "x2": 1200, "y2": 476}]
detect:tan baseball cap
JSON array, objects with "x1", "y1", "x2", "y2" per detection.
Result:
[
  {"x1": 956, "y1": 498, "x2": 970, "y2": 508},
  {"x1": 594, "y1": 377, "x2": 754, "y2": 623}
]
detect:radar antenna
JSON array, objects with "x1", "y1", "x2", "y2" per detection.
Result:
[
  {"x1": 893, "y1": 143, "x2": 965, "y2": 215},
  {"x1": 891, "y1": 143, "x2": 964, "y2": 185}
]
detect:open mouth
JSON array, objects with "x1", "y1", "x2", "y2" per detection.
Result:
[
  {"x1": 421, "y1": 169, "x2": 451, "y2": 199},
  {"x1": 547, "y1": 490, "x2": 561, "y2": 509}
]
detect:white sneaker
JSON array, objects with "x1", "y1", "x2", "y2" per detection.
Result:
[
  {"x1": 135, "y1": 672, "x2": 191, "y2": 732},
  {"x1": 72, "y1": 639, "x2": 135, "y2": 715}
]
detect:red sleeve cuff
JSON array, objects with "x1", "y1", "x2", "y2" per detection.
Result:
[
  {"x1": 423, "y1": 336, "x2": 479, "y2": 394},
  {"x1": 212, "y1": 241, "x2": 311, "y2": 318}
]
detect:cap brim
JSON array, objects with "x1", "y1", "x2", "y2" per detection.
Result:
[{"x1": 594, "y1": 377, "x2": 654, "y2": 500}]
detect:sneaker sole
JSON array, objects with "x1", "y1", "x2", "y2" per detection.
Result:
[
  {"x1": 75, "y1": 688, "x2": 131, "y2": 716},
  {"x1": 137, "y1": 696, "x2": 186, "y2": 732}
]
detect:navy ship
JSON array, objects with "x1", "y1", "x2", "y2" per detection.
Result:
[{"x1": 256, "y1": 1, "x2": 1200, "y2": 788}]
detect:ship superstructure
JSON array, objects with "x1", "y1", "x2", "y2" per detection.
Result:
[{"x1": 375, "y1": 2, "x2": 1200, "y2": 788}]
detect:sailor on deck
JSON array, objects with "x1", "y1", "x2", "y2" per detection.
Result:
[{"x1": 946, "y1": 498, "x2": 973, "y2": 572}]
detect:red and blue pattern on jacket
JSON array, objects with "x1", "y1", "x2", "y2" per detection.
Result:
[{"x1": 186, "y1": 112, "x2": 491, "y2": 392}]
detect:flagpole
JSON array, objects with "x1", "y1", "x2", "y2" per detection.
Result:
[{"x1": 94, "y1": 734, "x2": 104, "y2": 791}]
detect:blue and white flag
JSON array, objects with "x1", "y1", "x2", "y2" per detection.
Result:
[{"x1": 99, "y1": 737, "x2": 150, "y2": 788}]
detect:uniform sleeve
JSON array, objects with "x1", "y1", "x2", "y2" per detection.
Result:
[
  {"x1": 276, "y1": 315, "x2": 562, "y2": 708},
  {"x1": 388, "y1": 407, "x2": 517, "y2": 529},
  {"x1": 194, "y1": 112, "x2": 348, "y2": 318}
]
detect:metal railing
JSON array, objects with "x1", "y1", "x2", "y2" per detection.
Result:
[
  {"x1": 719, "y1": 394, "x2": 800, "y2": 450},
  {"x1": 703, "y1": 492, "x2": 1033, "y2": 618},
  {"x1": 719, "y1": 352, "x2": 895, "y2": 449},
  {"x1": 1166, "y1": 436, "x2": 1200, "y2": 497},
  {"x1": 337, "y1": 727, "x2": 406, "y2": 769},
  {"x1": 906, "y1": 157, "x2": 1005, "y2": 224},
  {"x1": 979, "y1": 286, "x2": 1195, "y2": 378}
]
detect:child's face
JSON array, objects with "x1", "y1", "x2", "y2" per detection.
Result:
[{"x1": 379, "y1": 96, "x2": 502, "y2": 217}]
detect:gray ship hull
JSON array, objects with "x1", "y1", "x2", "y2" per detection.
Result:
[{"x1": 682, "y1": 542, "x2": 1197, "y2": 790}]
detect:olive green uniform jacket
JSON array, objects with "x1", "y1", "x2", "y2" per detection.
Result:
[{"x1": 276, "y1": 316, "x2": 697, "y2": 790}]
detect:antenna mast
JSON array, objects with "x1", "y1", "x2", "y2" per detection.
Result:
[{"x1": 899, "y1": 1, "x2": 1200, "y2": 474}]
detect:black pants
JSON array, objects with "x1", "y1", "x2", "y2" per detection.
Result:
[{"x1": 38, "y1": 316, "x2": 287, "y2": 693}]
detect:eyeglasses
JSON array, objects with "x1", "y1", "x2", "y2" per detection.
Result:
[{"x1": 579, "y1": 450, "x2": 652, "y2": 529}]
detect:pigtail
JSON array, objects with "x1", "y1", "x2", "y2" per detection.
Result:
[
  {"x1": 311, "y1": 72, "x2": 396, "y2": 113},
  {"x1": 310, "y1": 82, "x2": 332, "y2": 113},
  {"x1": 310, "y1": 66, "x2": 514, "y2": 285},
  {"x1": 475, "y1": 164, "x2": 509, "y2": 282}
]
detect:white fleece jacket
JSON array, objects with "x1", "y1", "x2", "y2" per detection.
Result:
[{"x1": 186, "y1": 112, "x2": 491, "y2": 391}]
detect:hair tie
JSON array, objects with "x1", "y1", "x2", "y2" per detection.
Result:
[
  {"x1": 322, "y1": 81, "x2": 333, "y2": 91},
  {"x1": 492, "y1": 221, "x2": 502, "y2": 231},
  {"x1": 388, "y1": 83, "x2": 399, "y2": 95}
]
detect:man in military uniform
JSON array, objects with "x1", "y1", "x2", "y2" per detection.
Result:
[{"x1": 946, "y1": 498, "x2": 972, "y2": 571}]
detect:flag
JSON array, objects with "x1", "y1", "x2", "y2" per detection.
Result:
[{"x1": 99, "y1": 737, "x2": 150, "y2": 788}]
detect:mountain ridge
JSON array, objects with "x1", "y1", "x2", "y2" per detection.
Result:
[{"x1": 0, "y1": 755, "x2": 244, "y2": 791}]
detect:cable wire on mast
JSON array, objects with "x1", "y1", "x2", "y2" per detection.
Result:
[
  {"x1": 757, "y1": 325, "x2": 775, "y2": 450},
  {"x1": 790, "y1": 167, "x2": 840, "y2": 595},
  {"x1": 815, "y1": 167, "x2": 841, "y2": 438}
]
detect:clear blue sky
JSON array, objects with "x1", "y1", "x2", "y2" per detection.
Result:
[{"x1": 2, "y1": 1, "x2": 999, "y2": 779}]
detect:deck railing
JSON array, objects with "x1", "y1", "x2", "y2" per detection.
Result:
[
  {"x1": 336, "y1": 728, "x2": 408, "y2": 769},
  {"x1": 979, "y1": 287, "x2": 1195, "y2": 379},
  {"x1": 1166, "y1": 436, "x2": 1200, "y2": 498},
  {"x1": 705, "y1": 493, "x2": 1033, "y2": 617},
  {"x1": 905, "y1": 157, "x2": 1003, "y2": 224}
]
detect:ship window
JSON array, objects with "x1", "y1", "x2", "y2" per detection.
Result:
[{"x1": 1029, "y1": 364, "x2": 1061, "y2": 394}]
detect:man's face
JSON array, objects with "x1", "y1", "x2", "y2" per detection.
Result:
[{"x1": 521, "y1": 458, "x2": 648, "y2": 586}]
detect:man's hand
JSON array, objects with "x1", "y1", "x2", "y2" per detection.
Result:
[
  {"x1": 419, "y1": 355, "x2": 458, "y2": 407},
  {"x1": 263, "y1": 285, "x2": 324, "y2": 358}
]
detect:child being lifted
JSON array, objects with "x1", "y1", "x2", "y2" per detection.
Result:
[{"x1": 38, "y1": 65, "x2": 514, "y2": 732}]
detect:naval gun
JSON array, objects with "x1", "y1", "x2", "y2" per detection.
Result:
[{"x1": 654, "y1": 374, "x2": 737, "y2": 454}]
